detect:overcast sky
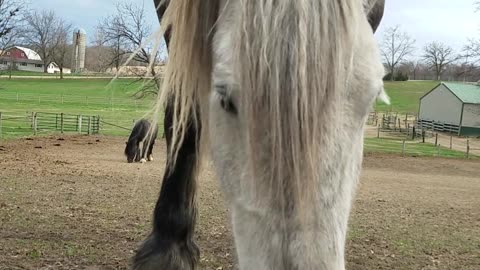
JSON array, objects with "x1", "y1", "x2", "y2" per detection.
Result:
[
  {"x1": 375, "y1": 0, "x2": 478, "y2": 58},
  {"x1": 31, "y1": 0, "x2": 479, "y2": 58}
]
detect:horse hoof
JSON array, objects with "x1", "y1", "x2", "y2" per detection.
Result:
[
  {"x1": 140, "y1": 158, "x2": 147, "y2": 163},
  {"x1": 148, "y1": 155, "x2": 153, "y2": 161}
]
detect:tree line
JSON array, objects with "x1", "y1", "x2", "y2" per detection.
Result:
[
  {"x1": 2, "y1": 0, "x2": 480, "y2": 83},
  {"x1": 0, "y1": 0, "x2": 163, "y2": 83},
  {"x1": 380, "y1": 1, "x2": 480, "y2": 82}
]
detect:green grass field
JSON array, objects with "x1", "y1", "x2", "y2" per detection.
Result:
[
  {"x1": 0, "y1": 78, "x2": 158, "y2": 138},
  {"x1": 0, "y1": 70, "x2": 111, "y2": 77},
  {"x1": 0, "y1": 78, "x2": 454, "y2": 146},
  {"x1": 375, "y1": 81, "x2": 440, "y2": 113}
]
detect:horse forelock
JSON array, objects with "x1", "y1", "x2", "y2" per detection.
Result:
[{"x1": 231, "y1": 0, "x2": 367, "y2": 217}]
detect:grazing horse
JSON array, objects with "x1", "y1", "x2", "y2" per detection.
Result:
[
  {"x1": 124, "y1": 119, "x2": 158, "y2": 163},
  {"x1": 133, "y1": 0, "x2": 388, "y2": 269}
]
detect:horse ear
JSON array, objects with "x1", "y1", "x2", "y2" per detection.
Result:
[{"x1": 366, "y1": 0, "x2": 385, "y2": 33}]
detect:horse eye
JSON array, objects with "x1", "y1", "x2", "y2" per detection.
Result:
[{"x1": 216, "y1": 84, "x2": 238, "y2": 115}]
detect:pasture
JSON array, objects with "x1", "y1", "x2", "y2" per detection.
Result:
[
  {"x1": 0, "y1": 78, "x2": 157, "y2": 138},
  {"x1": 0, "y1": 136, "x2": 479, "y2": 269},
  {"x1": 375, "y1": 81, "x2": 440, "y2": 113},
  {"x1": 0, "y1": 79, "x2": 440, "y2": 139}
]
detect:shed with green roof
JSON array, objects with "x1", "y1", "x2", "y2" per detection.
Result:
[{"x1": 418, "y1": 82, "x2": 480, "y2": 136}]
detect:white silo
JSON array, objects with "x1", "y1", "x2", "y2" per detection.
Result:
[{"x1": 71, "y1": 28, "x2": 86, "y2": 73}]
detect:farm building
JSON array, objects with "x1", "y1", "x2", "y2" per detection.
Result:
[
  {"x1": 418, "y1": 82, "x2": 480, "y2": 136},
  {"x1": 0, "y1": 46, "x2": 71, "y2": 74}
]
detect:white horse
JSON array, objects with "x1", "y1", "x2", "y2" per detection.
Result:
[{"x1": 133, "y1": 0, "x2": 388, "y2": 269}]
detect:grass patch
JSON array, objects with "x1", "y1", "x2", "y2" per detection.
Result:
[
  {"x1": 364, "y1": 137, "x2": 471, "y2": 158},
  {"x1": 375, "y1": 81, "x2": 439, "y2": 113}
]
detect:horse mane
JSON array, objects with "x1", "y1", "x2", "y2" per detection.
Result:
[
  {"x1": 151, "y1": 0, "x2": 219, "y2": 166},
  {"x1": 154, "y1": 0, "x2": 370, "y2": 217}
]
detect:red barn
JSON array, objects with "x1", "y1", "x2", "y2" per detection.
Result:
[{"x1": 0, "y1": 46, "x2": 70, "y2": 74}]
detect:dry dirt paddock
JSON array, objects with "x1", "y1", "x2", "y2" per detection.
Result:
[{"x1": 0, "y1": 136, "x2": 479, "y2": 270}]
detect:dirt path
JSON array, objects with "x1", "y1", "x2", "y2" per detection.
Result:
[{"x1": 0, "y1": 136, "x2": 479, "y2": 269}]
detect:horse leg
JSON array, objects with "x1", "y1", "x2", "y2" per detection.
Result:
[
  {"x1": 138, "y1": 140, "x2": 147, "y2": 163},
  {"x1": 132, "y1": 99, "x2": 200, "y2": 269},
  {"x1": 147, "y1": 139, "x2": 155, "y2": 161}
]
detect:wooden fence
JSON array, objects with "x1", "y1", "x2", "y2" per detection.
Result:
[
  {"x1": 367, "y1": 111, "x2": 480, "y2": 158},
  {"x1": 0, "y1": 111, "x2": 164, "y2": 139},
  {"x1": 0, "y1": 111, "x2": 100, "y2": 138}
]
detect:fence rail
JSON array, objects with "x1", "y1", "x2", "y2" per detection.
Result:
[
  {"x1": 0, "y1": 92, "x2": 153, "y2": 110},
  {"x1": 0, "y1": 111, "x2": 164, "y2": 139}
]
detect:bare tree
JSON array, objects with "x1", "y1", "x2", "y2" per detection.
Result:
[
  {"x1": 0, "y1": 0, "x2": 26, "y2": 78},
  {"x1": 0, "y1": 0, "x2": 24, "y2": 48},
  {"x1": 23, "y1": 10, "x2": 61, "y2": 73},
  {"x1": 51, "y1": 19, "x2": 72, "y2": 79},
  {"x1": 85, "y1": 28, "x2": 114, "y2": 73},
  {"x1": 380, "y1": 25, "x2": 416, "y2": 81},
  {"x1": 98, "y1": 2, "x2": 165, "y2": 94},
  {"x1": 422, "y1": 42, "x2": 458, "y2": 81}
]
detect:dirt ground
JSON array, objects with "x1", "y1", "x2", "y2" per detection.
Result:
[{"x1": 0, "y1": 136, "x2": 479, "y2": 270}]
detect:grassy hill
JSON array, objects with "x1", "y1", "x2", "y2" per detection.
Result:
[{"x1": 375, "y1": 81, "x2": 440, "y2": 113}]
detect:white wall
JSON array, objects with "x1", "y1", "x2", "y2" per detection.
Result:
[
  {"x1": 17, "y1": 63, "x2": 44, "y2": 73},
  {"x1": 47, "y1": 63, "x2": 71, "y2": 74},
  {"x1": 462, "y1": 104, "x2": 480, "y2": 127},
  {"x1": 419, "y1": 84, "x2": 463, "y2": 125}
]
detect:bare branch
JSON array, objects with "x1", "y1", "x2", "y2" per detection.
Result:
[
  {"x1": 380, "y1": 25, "x2": 416, "y2": 81},
  {"x1": 97, "y1": 1, "x2": 164, "y2": 93},
  {"x1": 22, "y1": 10, "x2": 61, "y2": 73},
  {"x1": 51, "y1": 19, "x2": 73, "y2": 79},
  {"x1": 422, "y1": 41, "x2": 459, "y2": 81}
]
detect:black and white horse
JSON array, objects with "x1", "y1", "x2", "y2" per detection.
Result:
[
  {"x1": 133, "y1": 0, "x2": 388, "y2": 269},
  {"x1": 124, "y1": 119, "x2": 158, "y2": 163}
]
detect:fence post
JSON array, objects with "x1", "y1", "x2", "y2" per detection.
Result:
[
  {"x1": 55, "y1": 114, "x2": 58, "y2": 130},
  {"x1": 422, "y1": 129, "x2": 425, "y2": 143},
  {"x1": 78, "y1": 114, "x2": 82, "y2": 133},
  {"x1": 33, "y1": 112, "x2": 38, "y2": 135},
  {"x1": 60, "y1": 113, "x2": 64, "y2": 134},
  {"x1": 87, "y1": 116, "x2": 91, "y2": 135},
  {"x1": 402, "y1": 140, "x2": 406, "y2": 156},
  {"x1": 377, "y1": 125, "x2": 380, "y2": 138},
  {"x1": 449, "y1": 135, "x2": 453, "y2": 150},
  {"x1": 412, "y1": 126, "x2": 416, "y2": 140},
  {"x1": 435, "y1": 133, "x2": 438, "y2": 146},
  {"x1": 97, "y1": 115, "x2": 101, "y2": 134},
  {"x1": 466, "y1": 140, "x2": 470, "y2": 159}
]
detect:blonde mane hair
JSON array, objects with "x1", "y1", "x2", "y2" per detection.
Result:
[{"x1": 154, "y1": 0, "x2": 367, "y2": 215}]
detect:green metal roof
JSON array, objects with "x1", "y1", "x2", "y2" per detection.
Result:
[{"x1": 442, "y1": 82, "x2": 480, "y2": 104}]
